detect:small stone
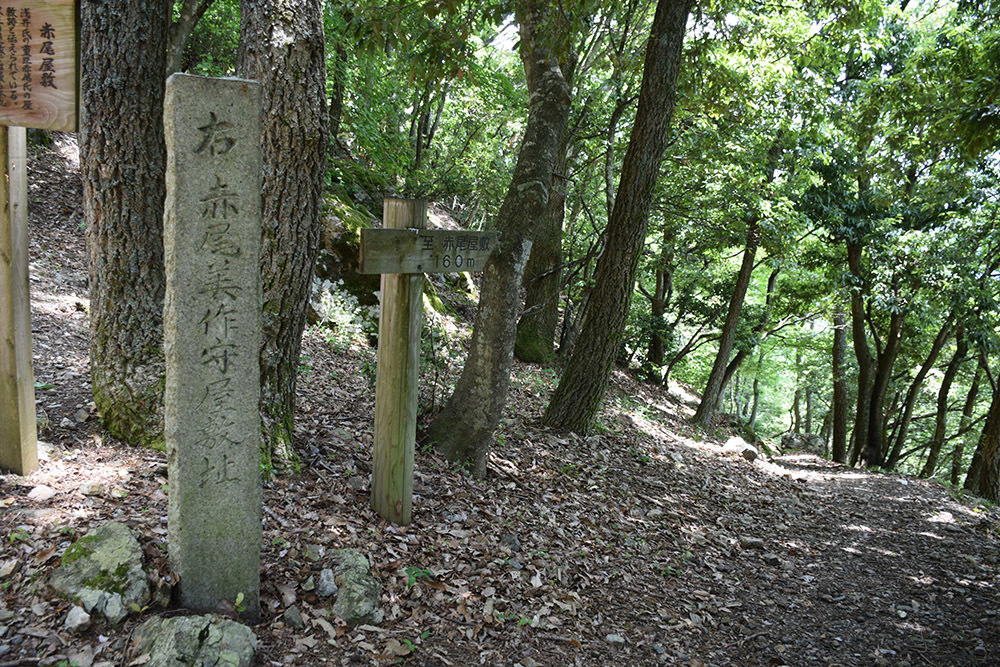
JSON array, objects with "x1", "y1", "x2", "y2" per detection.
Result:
[
  {"x1": 317, "y1": 569, "x2": 338, "y2": 598},
  {"x1": 762, "y1": 553, "x2": 781, "y2": 566},
  {"x1": 739, "y1": 536, "x2": 765, "y2": 550},
  {"x1": 347, "y1": 475, "x2": 366, "y2": 491},
  {"x1": 301, "y1": 575, "x2": 315, "y2": 592},
  {"x1": 282, "y1": 605, "x2": 305, "y2": 630},
  {"x1": 507, "y1": 558, "x2": 523, "y2": 570},
  {"x1": 103, "y1": 593, "x2": 127, "y2": 625},
  {"x1": 28, "y1": 485, "x2": 56, "y2": 502},
  {"x1": 500, "y1": 534, "x2": 521, "y2": 552},
  {"x1": 304, "y1": 545, "x2": 322, "y2": 562},
  {"x1": 109, "y1": 487, "x2": 129, "y2": 499},
  {"x1": 77, "y1": 588, "x2": 106, "y2": 614},
  {"x1": 74, "y1": 408, "x2": 90, "y2": 424},
  {"x1": 606, "y1": 634, "x2": 626, "y2": 644},
  {"x1": 63, "y1": 606, "x2": 91, "y2": 634},
  {"x1": 79, "y1": 482, "x2": 105, "y2": 497},
  {"x1": 60, "y1": 417, "x2": 74, "y2": 428}
]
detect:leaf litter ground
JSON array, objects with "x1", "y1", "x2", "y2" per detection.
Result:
[{"x1": 0, "y1": 135, "x2": 997, "y2": 667}]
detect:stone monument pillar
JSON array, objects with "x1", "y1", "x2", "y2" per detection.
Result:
[{"x1": 163, "y1": 73, "x2": 262, "y2": 619}]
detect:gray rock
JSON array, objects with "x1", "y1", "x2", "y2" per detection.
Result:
[
  {"x1": 317, "y1": 568, "x2": 338, "y2": 598},
  {"x1": 330, "y1": 549, "x2": 382, "y2": 626},
  {"x1": 63, "y1": 606, "x2": 91, "y2": 634},
  {"x1": 132, "y1": 615, "x2": 256, "y2": 667},
  {"x1": 606, "y1": 634, "x2": 626, "y2": 644},
  {"x1": 49, "y1": 522, "x2": 150, "y2": 624},
  {"x1": 282, "y1": 605, "x2": 305, "y2": 630},
  {"x1": 738, "y1": 536, "x2": 765, "y2": 550},
  {"x1": 780, "y1": 432, "x2": 824, "y2": 455}
]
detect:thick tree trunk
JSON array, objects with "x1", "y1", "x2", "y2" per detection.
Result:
[
  {"x1": 885, "y1": 322, "x2": 952, "y2": 469},
  {"x1": 82, "y1": 0, "x2": 170, "y2": 448},
  {"x1": 238, "y1": 0, "x2": 327, "y2": 470},
  {"x1": 919, "y1": 329, "x2": 966, "y2": 478},
  {"x1": 831, "y1": 310, "x2": 849, "y2": 463},
  {"x1": 428, "y1": 1, "x2": 573, "y2": 474},
  {"x1": 966, "y1": 368, "x2": 1000, "y2": 503},
  {"x1": 543, "y1": 0, "x2": 692, "y2": 433}
]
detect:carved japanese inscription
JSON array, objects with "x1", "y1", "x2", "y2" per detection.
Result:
[
  {"x1": 0, "y1": 0, "x2": 77, "y2": 131},
  {"x1": 163, "y1": 73, "x2": 262, "y2": 620}
]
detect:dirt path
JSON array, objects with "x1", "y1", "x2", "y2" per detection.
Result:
[{"x1": 0, "y1": 135, "x2": 996, "y2": 667}]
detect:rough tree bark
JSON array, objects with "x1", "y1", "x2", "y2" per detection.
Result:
[
  {"x1": 543, "y1": 0, "x2": 692, "y2": 433},
  {"x1": 81, "y1": 0, "x2": 171, "y2": 448},
  {"x1": 427, "y1": 0, "x2": 574, "y2": 475},
  {"x1": 238, "y1": 0, "x2": 328, "y2": 470}
]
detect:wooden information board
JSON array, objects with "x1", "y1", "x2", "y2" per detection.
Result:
[
  {"x1": 360, "y1": 228, "x2": 499, "y2": 275},
  {"x1": 0, "y1": 0, "x2": 78, "y2": 132}
]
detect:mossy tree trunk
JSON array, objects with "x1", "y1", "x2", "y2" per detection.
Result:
[
  {"x1": 428, "y1": 0, "x2": 574, "y2": 475},
  {"x1": 543, "y1": 0, "x2": 693, "y2": 433},
  {"x1": 238, "y1": 0, "x2": 328, "y2": 470},
  {"x1": 81, "y1": 0, "x2": 171, "y2": 448}
]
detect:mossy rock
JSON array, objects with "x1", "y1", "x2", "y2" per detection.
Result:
[{"x1": 314, "y1": 195, "x2": 380, "y2": 311}]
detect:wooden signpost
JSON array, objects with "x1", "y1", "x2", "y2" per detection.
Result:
[
  {"x1": 0, "y1": 0, "x2": 78, "y2": 474},
  {"x1": 360, "y1": 198, "x2": 498, "y2": 525}
]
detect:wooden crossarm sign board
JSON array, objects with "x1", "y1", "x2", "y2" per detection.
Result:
[
  {"x1": 363, "y1": 200, "x2": 499, "y2": 525},
  {"x1": 360, "y1": 228, "x2": 499, "y2": 275}
]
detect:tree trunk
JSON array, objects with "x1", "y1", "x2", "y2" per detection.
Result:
[
  {"x1": 920, "y1": 329, "x2": 966, "y2": 478},
  {"x1": 645, "y1": 245, "x2": 672, "y2": 368},
  {"x1": 428, "y1": 0, "x2": 574, "y2": 474},
  {"x1": 885, "y1": 322, "x2": 952, "y2": 469},
  {"x1": 691, "y1": 221, "x2": 760, "y2": 427},
  {"x1": 166, "y1": 0, "x2": 216, "y2": 75},
  {"x1": 515, "y1": 113, "x2": 574, "y2": 363},
  {"x1": 953, "y1": 361, "x2": 982, "y2": 486},
  {"x1": 865, "y1": 308, "x2": 904, "y2": 467},
  {"x1": 82, "y1": 0, "x2": 171, "y2": 448},
  {"x1": 847, "y1": 241, "x2": 874, "y2": 467},
  {"x1": 543, "y1": 0, "x2": 692, "y2": 433},
  {"x1": 238, "y1": 0, "x2": 328, "y2": 470},
  {"x1": 831, "y1": 310, "x2": 849, "y2": 463},
  {"x1": 966, "y1": 366, "x2": 1000, "y2": 503}
]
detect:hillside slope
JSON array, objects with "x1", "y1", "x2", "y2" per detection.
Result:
[{"x1": 0, "y1": 135, "x2": 997, "y2": 666}]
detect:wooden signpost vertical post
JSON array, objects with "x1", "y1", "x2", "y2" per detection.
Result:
[
  {"x1": 0, "y1": 0, "x2": 79, "y2": 474},
  {"x1": 360, "y1": 198, "x2": 498, "y2": 525}
]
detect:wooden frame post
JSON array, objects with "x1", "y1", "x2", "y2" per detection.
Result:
[
  {"x1": 371, "y1": 198, "x2": 426, "y2": 525},
  {"x1": 0, "y1": 125, "x2": 38, "y2": 475}
]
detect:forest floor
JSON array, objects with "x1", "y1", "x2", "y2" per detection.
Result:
[{"x1": 1, "y1": 134, "x2": 998, "y2": 667}]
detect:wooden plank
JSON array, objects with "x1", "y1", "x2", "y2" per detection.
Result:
[
  {"x1": 360, "y1": 228, "x2": 499, "y2": 275},
  {"x1": 0, "y1": 0, "x2": 79, "y2": 132},
  {"x1": 370, "y1": 198, "x2": 425, "y2": 525},
  {"x1": 0, "y1": 124, "x2": 37, "y2": 474}
]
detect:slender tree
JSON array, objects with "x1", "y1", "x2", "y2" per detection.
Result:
[
  {"x1": 543, "y1": 0, "x2": 692, "y2": 433},
  {"x1": 238, "y1": 0, "x2": 328, "y2": 469},
  {"x1": 81, "y1": 0, "x2": 171, "y2": 447},
  {"x1": 428, "y1": 0, "x2": 576, "y2": 474}
]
